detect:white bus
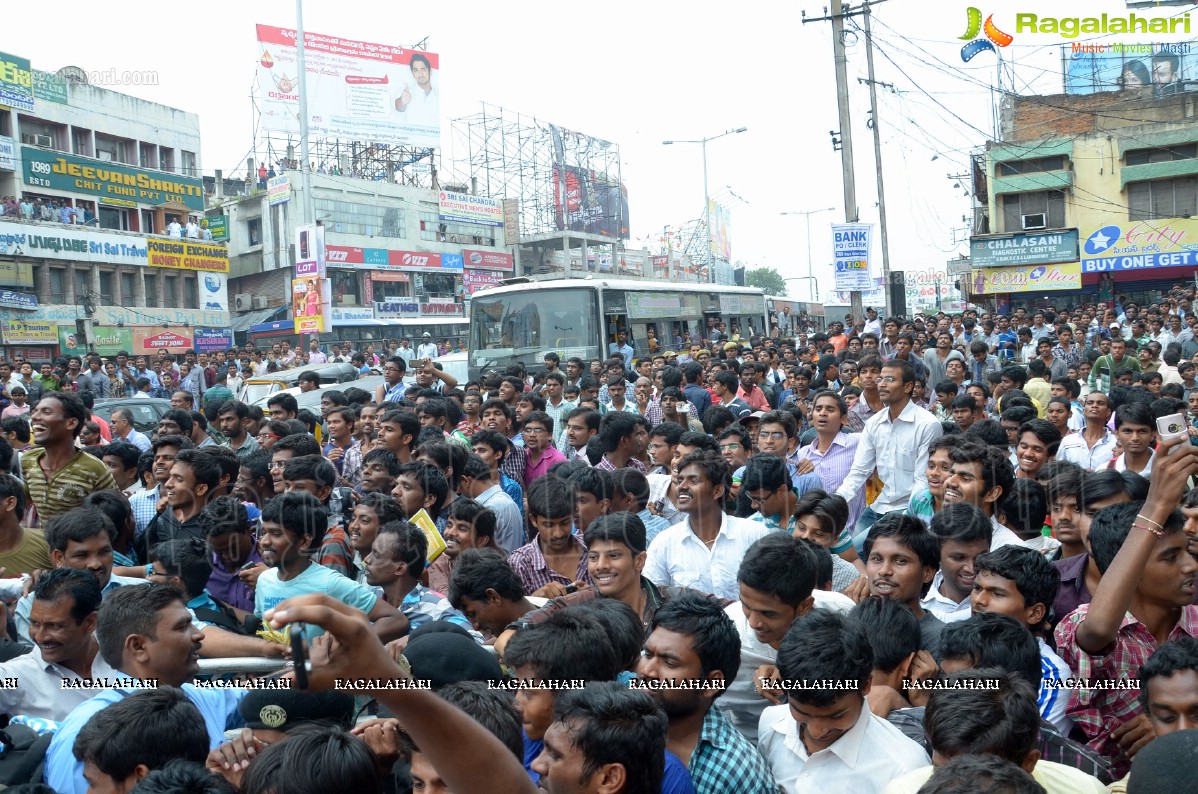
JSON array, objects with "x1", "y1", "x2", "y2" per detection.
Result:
[{"x1": 467, "y1": 276, "x2": 770, "y2": 377}]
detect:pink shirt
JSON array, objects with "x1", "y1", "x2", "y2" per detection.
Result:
[{"x1": 525, "y1": 446, "x2": 567, "y2": 484}]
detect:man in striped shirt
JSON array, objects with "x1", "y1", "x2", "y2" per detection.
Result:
[{"x1": 23, "y1": 392, "x2": 116, "y2": 523}]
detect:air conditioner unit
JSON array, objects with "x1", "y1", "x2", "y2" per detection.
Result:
[
  {"x1": 22, "y1": 134, "x2": 52, "y2": 148},
  {"x1": 233, "y1": 293, "x2": 253, "y2": 311},
  {"x1": 1021, "y1": 213, "x2": 1047, "y2": 230},
  {"x1": 252, "y1": 297, "x2": 269, "y2": 309}
]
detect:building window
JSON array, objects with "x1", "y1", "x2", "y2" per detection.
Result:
[
  {"x1": 330, "y1": 270, "x2": 363, "y2": 306},
  {"x1": 418, "y1": 211, "x2": 495, "y2": 245},
  {"x1": 120, "y1": 272, "x2": 136, "y2": 305},
  {"x1": 1128, "y1": 177, "x2": 1198, "y2": 221},
  {"x1": 144, "y1": 273, "x2": 159, "y2": 308},
  {"x1": 1001, "y1": 191, "x2": 1066, "y2": 232},
  {"x1": 181, "y1": 151, "x2": 197, "y2": 176},
  {"x1": 98, "y1": 271, "x2": 114, "y2": 304},
  {"x1": 246, "y1": 218, "x2": 262, "y2": 246},
  {"x1": 996, "y1": 156, "x2": 1068, "y2": 177},
  {"x1": 94, "y1": 133, "x2": 126, "y2": 164},
  {"x1": 48, "y1": 267, "x2": 66, "y2": 304},
  {"x1": 313, "y1": 198, "x2": 405, "y2": 238},
  {"x1": 164, "y1": 274, "x2": 178, "y2": 307},
  {"x1": 75, "y1": 269, "x2": 92, "y2": 303},
  {"x1": 1125, "y1": 143, "x2": 1198, "y2": 166},
  {"x1": 98, "y1": 206, "x2": 130, "y2": 231},
  {"x1": 181, "y1": 275, "x2": 198, "y2": 309},
  {"x1": 73, "y1": 128, "x2": 92, "y2": 157}
]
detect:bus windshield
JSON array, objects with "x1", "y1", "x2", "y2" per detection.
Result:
[{"x1": 469, "y1": 287, "x2": 599, "y2": 372}]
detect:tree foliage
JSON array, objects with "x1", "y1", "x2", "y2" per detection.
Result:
[{"x1": 745, "y1": 267, "x2": 787, "y2": 297}]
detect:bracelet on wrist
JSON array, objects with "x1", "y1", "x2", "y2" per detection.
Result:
[
  {"x1": 1135, "y1": 514, "x2": 1164, "y2": 530},
  {"x1": 1134, "y1": 522, "x2": 1165, "y2": 538}
]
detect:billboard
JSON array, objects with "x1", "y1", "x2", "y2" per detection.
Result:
[
  {"x1": 2, "y1": 320, "x2": 56, "y2": 344},
  {"x1": 1081, "y1": 218, "x2": 1198, "y2": 272},
  {"x1": 0, "y1": 52, "x2": 33, "y2": 112},
  {"x1": 324, "y1": 245, "x2": 463, "y2": 273},
  {"x1": 147, "y1": 239, "x2": 229, "y2": 272},
  {"x1": 198, "y1": 272, "x2": 229, "y2": 312},
  {"x1": 293, "y1": 278, "x2": 326, "y2": 333},
  {"x1": 832, "y1": 223, "x2": 873, "y2": 291},
  {"x1": 463, "y1": 269, "x2": 505, "y2": 296},
  {"x1": 132, "y1": 328, "x2": 192, "y2": 355},
  {"x1": 193, "y1": 327, "x2": 234, "y2": 354},
  {"x1": 33, "y1": 69, "x2": 67, "y2": 105},
  {"x1": 970, "y1": 263, "x2": 1082, "y2": 294},
  {"x1": 267, "y1": 174, "x2": 291, "y2": 206},
  {"x1": 969, "y1": 229, "x2": 1079, "y2": 268},
  {"x1": 439, "y1": 191, "x2": 503, "y2": 227},
  {"x1": 1065, "y1": 42, "x2": 1194, "y2": 95},
  {"x1": 548, "y1": 124, "x2": 628, "y2": 239},
  {"x1": 22, "y1": 146, "x2": 204, "y2": 211},
  {"x1": 462, "y1": 249, "x2": 513, "y2": 272},
  {"x1": 708, "y1": 200, "x2": 732, "y2": 260},
  {"x1": 255, "y1": 24, "x2": 440, "y2": 148},
  {"x1": 0, "y1": 136, "x2": 13, "y2": 171},
  {"x1": 0, "y1": 220, "x2": 149, "y2": 266}
]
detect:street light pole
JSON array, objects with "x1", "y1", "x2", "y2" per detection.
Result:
[
  {"x1": 663, "y1": 127, "x2": 747, "y2": 284},
  {"x1": 781, "y1": 207, "x2": 836, "y2": 302}
]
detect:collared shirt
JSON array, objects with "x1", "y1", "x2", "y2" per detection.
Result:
[
  {"x1": 501, "y1": 445, "x2": 528, "y2": 490},
  {"x1": 1054, "y1": 602, "x2": 1198, "y2": 776},
  {"x1": 643, "y1": 513, "x2": 771, "y2": 600},
  {"x1": 525, "y1": 445, "x2": 567, "y2": 484},
  {"x1": 835, "y1": 400, "x2": 942, "y2": 516},
  {"x1": 747, "y1": 510, "x2": 799, "y2": 534},
  {"x1": 1052, "y1": 552, "x2": 1092, "y2": 627},
  {"x1": 0, "y1": 644, "x2": 120, "y2": 722},
  {"x1": 758, "y1": 697, "x2": 929, "y2": 794},
  {"x1": 919, "y1": 570, "x2": 973, "y2": 623},
  {"x1": 688, "y1": 705, "x2": 777, "y2": 794},
  {"x1": 1110, "y1": 450, "x2": 1154, "y2": 478},
  {"x1": 224, "y1": 433, "x2": 260, "y2": 461},
  {"x1": 1057, "y1": 429, "x2": 1118, "y2": 471},
  {"x1": 637, "y1": 507, "x2": 672, "y2": 545},
  {"x1": 116, "y1": 427, "x2": 152, "y2": 453},
  {"x1": 543, "y1": 398, "x2": 577, "y2": 435},
  {"x1": 400, "y1": 583, "x2": 475, "y2": 634},
  {"x1": 16, "y1": 573, "x2": 147, "y2": 646},
  {"x1": 46, "y1": 683, "x2": 246, "y2": 794},
  {"x1": 846, "y1": 397, "x2": 881, "y2": 432},
  {"x1": 799, "y1": 432, "x2": 867, "y2": 549},
  {"x1": 608, "y1": 342, "x2": 635, "y2": 369},
  {"x1": 1039, "y1": 636, "x2": 1075, "y2": 735},
  {"x1": 737, "y1": 384, "x2": 770, "y2": 411},
  {"x1": 130, "y1": 484, "x2": 161, "y2": 534},
  {"x1": 884, "y1": 761, "x2": 1107, "y2": 794},
  {"x1": 507, "y1": 534, "x2": 591, "y2": 595},
  {"x1": 22, "y1": 447, "x2": 117, "y2": 522},
  {"x1": 595, "y1": 454, "x2": 647, "y2": 474},
  {"x1": 477, "y1": 483, "x2": 525, "y2": 553}
]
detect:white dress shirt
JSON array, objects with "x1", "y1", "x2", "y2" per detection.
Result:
[
  {"x1": 758, "y1": 698, "x2": 930, "y2": 794},
  {"x1": 835, "y1": 400, "x2": 943, "y2": 515},
  {"x1": 919, "y1": 570, "x2": 972, "y2": 624},
  {"x1": 0, "y1": 644, "x2": 120, "y2": 722},
  {"x1": 720, "y1": 598, "x2": 854, "y2": 744},
  {"x1": 476, "y1": 483, "x2": 525, "y2": 554},
  {"x1": 643, "y1": 513, "x2": 770, "y2": 600},
  {"x1": 1057, "y1": 429, "x2": 1118, "y2": 471}
]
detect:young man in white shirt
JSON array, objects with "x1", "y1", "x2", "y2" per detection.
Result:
[
  {"x1": 642, "y1": 451, "x2": 769, "y2": 600},
  {"x1": 417, "y1": 333, "x2": 439, "y2": 359},
  {"x1": 758, "y1": 609, "x2": 929, "y2": 793}
]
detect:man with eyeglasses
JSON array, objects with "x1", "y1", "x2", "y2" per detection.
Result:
[
  {"x1": 374, "y1": 356, "x2": 408, "y2": 404},
  {"x1": 522, "y1": 411, "x2": 566, "y2": 485},
  {"x1": 836, "y1": 360, "x2": 944, "y2": 554},
  {"x1": 743, "y1": 455, "x2": 801, "y2": 534}
]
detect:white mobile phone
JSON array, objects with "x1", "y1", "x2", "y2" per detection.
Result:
[{"x1": 1156, "y1": 412, "x2": 1189, "y2": 448}]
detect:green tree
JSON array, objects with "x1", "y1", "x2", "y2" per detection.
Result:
[{"x1": 745, "y1": 267, "x2": 787, "y2": 297}]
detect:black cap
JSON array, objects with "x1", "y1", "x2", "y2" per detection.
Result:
[
  {"x1": 239, "y1": 689, "x2": 355, "y2": 731},
  {"x1": 404, "y1": 627, "x2": 504, "y2": 690}
]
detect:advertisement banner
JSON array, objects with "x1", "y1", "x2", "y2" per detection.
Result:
[
  {"x1": 969, "y1": 229, "x2": 1079, "y2": 268},
  {"x1": 420, "y1": 302, "x2": 464, "y2": 317},
  {"x1": 0, "y1": 220, "x2": 148, "y2": 265},
  {"x1": 832, "y1": 223, "x2": 873, "y2": 291},
  {"x1": 325, "y1": 245, "x2": 463, "y2": 272},
  {"x1": 1065, "y1": 42, "x2": 1194, "y2": 96},
  {"x1": 147, "y1": 239, "x2": 229, "y2": 272},
  {"x1": 0, "y1": 261, "x2": 36, "y2": 289},
  {"x1": 707, "y1": 200, "x2": 732, "y2": 260},
  {"x1": 192, "y1": 327, "x2": 234, "y2": 354},
  {"x1": 461, "y1": 249, "x2": 514, "y2": 272},
  {"x1": 295, "y1": 224, "x2": 325, "y2": 278},
  {"x1": 971, "y1": 263, "x2": 1082, "y2": 294},
  {"x1": 1081, "y1": 218, "x2": 1198, "y2": 273},
  {"x1": 463, "y1": 269, "x2": 505, "y2": 296},
  {"x1": 58, "y1": 326, "x2": 134, "y2": 357},
  {"x1": 2, "y1": 319, "x2": 56, "y2": 344},
  {"x1": 438, "y1": 191, "x2": 503, "y2": 227},
  {"x1": 548, "y1": 123, "x2": 628, "y2": 239},
  {"x1": 132, "y1": 328, "x2": 192, "y2": 355},
  {"x1": 32, "y1": 69, "x2": 68, "y2": 105},
  {"x1": 267, "y1": 174, "x2": 291, "y2": 206},
  {"x1": 330, "y1": 306, "x2": 375, "y2": 324},
  {"x1": 0, "y1": 136, "x2": 13, "y2": 171},
  {"x1": 255, "y1": 24, "x2": 441, "y2": 149},
  {"x1": 374, "y1": 300, "x2": 420, "y2": 319},
  {"x1": 0, "y1": 52, "x2": 33, "y2": 112},
  {"x1": 205, "y1": 215, "x2": 229, "y2": 242},
  {"x1": 293, "y1": 278, "x2": 325, "y2": 333},
  {"x1": 199, "y1": 272, "x2": 228, "y2": 312},
  {"x1": 21, "y1": 146, "x2": 204, "y2": 211},
  {"x1": 832, "y1": 276, "x2": 888, "y2": 307},
  {"x1": 0, "y1": 291, "x2": 37, "y2": 310}
]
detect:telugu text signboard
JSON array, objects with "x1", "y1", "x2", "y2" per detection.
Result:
[
  {"x1": 970, "y1": 262, "x2": 1082, "y2": 294},
  {"x1": 0, "y1": 52, "x2": 33, "y2": 112},
  {"x1": 0, "y1": 220, "x2": 148, "y2": 266},
  {"x1": 1081, "y1": 219, "x2": 1198, "y2": 273},
  {"x1": 256, "y1": 24, "x2": 441, "y2": 149}
]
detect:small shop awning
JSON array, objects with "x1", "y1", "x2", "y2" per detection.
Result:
[{"x1": 231, "y1": 305, "x2": 286, "y2": 333}]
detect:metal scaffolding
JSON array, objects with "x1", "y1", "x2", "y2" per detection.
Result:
[
  {"x1": 446, "y1": 103, "x2": 626, "y2": 241},
  {"x1": 254, "y1": 133, "x2": 440, "y2": 188}
]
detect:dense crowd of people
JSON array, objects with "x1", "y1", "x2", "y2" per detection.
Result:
[{"x1": 2, "y1": 289, "x2": 1198, "y2": 793}]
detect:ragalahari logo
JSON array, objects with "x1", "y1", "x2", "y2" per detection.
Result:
[{"x1": 960, "y1": 7, "x2": 1014, "y2": 61}]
